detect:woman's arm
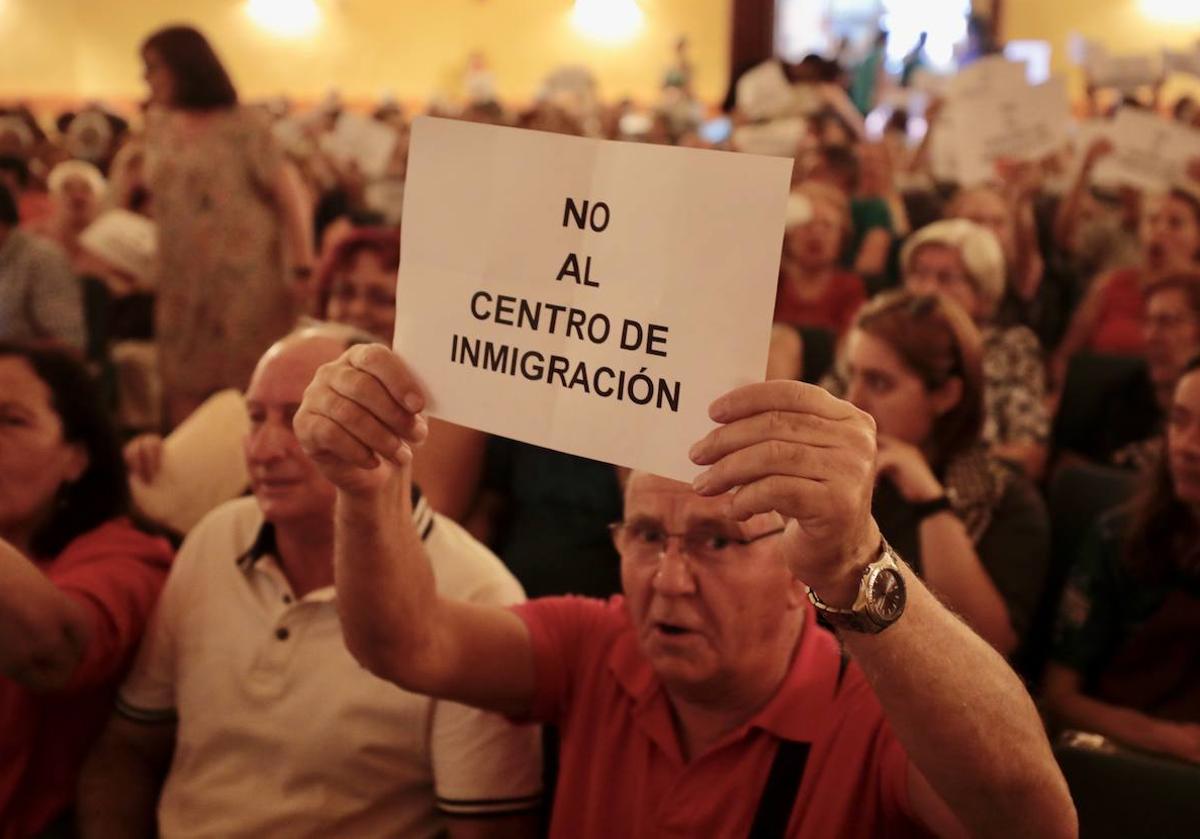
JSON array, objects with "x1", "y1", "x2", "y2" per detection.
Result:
[
  {"x1": 875, "y1": 436, "x2": 1018, "y2": 655},
  {"x1": 412, "y1": 421, "x2": 489, "y2": 523},
  {"x1": 271, "y1": 161, "x2": 316, "y2": 305},
  {"x1": 1053, "y1": 139, "x2": 1113, "y2": 256},
  {"x1": 1042, "y1": 664, "x2": 1200, "y2": 764},
  {"x1": 1050, "y1": 270, "x2": 1113, "y2": 388},
  {"x1": 0, "y1": 538, "x2": 92, "y2": 691},
  {"x1": 916, "y1": 510, "x2": 1019, "y2": 656}
]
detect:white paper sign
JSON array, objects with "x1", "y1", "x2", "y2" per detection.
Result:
[
  {"x1": 393, "y1": 117, "x2": 791, "y2": 481},
  {"x1": 1164, "y1": 48, "x2": 1200, "y2": 79},
  {"x1": 323, "y1": 112, "x2": 398, "y2": 179},
  {"x1": 736, "y1": 61, "x2": 799, "y2": 121},
  {"x1": 1086, "y1": 52, "x2": 1162, "y2": 92},
  {"x1": 948, "y1": 56, "x2": 1028, "y2": 102},
  {"x1": 131, "y1": 389, "x2": 250, "y2": 534},
  {"x1": 78, "y1": 209, "x2": 158, "y2": 286},
  {"x1": 949, "y1": 72, "x2": 1070, "y2": 185},
  {"x1": 1092, "y1": 108, "x2": 1200, "y2": 192}
]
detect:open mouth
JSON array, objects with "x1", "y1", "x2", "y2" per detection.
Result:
[{"x1": 655, "y1": 622, "x2": 691, "y2": 637}]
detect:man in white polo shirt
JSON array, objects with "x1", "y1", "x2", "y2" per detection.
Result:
[{"x1": 77, "y1": 326, "x2": 542, "y2": 839}]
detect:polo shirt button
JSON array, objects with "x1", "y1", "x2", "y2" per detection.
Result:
[
  {"x1": 282, "y1": 594, "x2": 293, "y2": 604},
  {"x1": 275, "y1": 627, "x2": 290, "y2": 641}
]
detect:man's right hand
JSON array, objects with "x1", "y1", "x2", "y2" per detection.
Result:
[{"x1": 295, "y1": 344, "x2": 430, "y2": 497}]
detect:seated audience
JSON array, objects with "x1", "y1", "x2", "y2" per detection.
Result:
[
  {"x1": 0, "y1": 154, "x2": 52, "y2": 228},
  {"x1": 1111, "y1": 274, "x2": 1200, "y2": 471},
  {"x1": 79, "y1": 326, "x2": 542, "y2": 839},
  {"x1": 0, "y1": 183, "x2": 85, "y2": 351},
  {"x1": 843, "y1": 291, "x2": 1050, "y2": 655},
  {"x1": 773, "y1": 184, "x2": 866, "y2": 337},
  {"x1": 1051, "y1": 139, "x2": 1141, "y2": 299},
  {"x1": 314, "y1": 227, "x2": 400, "y2": 342},
  {"x1": 948, "y1": 181, "x2": 1071, "y2": 351},
  {"x1": 1044, "y1": 358, "x2": 1200, "y2": 763},
  {"x1": 901, "y1": 218, "x2": 1050, "y2": 478},
  {"x1": 26, "y1": 160, "x2": 106, "y2": 272},
  {"x1": 1142, "y1": 274, "x2": 1200, "y2": 412},
  {"x1": 1055, "y1": 187, "x2": 1200, "y2": 375},
  {"x1": 0, "y1": 341, "x2": 172, "y2": 836},
  {"x1": 312, "y1": 227, "x2": 490, "y2": 524},
  {"x1": 800, "y1": 143, "x2": 897, "y2": 283},
  {"x1": 290, "y1": 342, "x2": 1077, "y2": 838}
]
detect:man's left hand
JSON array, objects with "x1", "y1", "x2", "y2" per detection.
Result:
[{"x1": 689, "y1": 381, "x2": 880, "y2": 605}]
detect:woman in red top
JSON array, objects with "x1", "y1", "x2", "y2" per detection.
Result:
[
  {"x1": 773, "y1": 182, "x2": 867, "y2": 337},
  {"x1": 1055, "y1": 188, "x2": 1200, "y2": 379},
  {"x1": 0, "y1": 342, "x2": 172, "y2": 838}
]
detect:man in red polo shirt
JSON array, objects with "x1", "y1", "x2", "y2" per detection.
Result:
[{"x1": 296, "y1": 344, "x2": 1078, "y2": 839}]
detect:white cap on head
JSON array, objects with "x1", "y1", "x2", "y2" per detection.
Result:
[
  {"x1": 901, "y1": 219, "x2": 1007, "y2": 313},
  {"x1": 784, "y1": 192, "x2": 813, "y2": 228},
  {"x1": 47, "y1": 159, "x2": 107, "y2": 199}
]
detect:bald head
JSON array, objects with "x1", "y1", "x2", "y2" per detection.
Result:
[{"x1": 244, "y1": 328, "x2": 371, "y2": 526}]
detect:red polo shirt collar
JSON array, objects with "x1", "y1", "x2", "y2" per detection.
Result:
[{"x1": 606, "y1": 602, "x2": 845, "y2": 761}]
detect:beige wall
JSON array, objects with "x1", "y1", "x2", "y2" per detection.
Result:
[
  {"x1": 3, "y1": 1, "x2": 1195, "y2": 113},
  {"x1": 0, "y1": 0, "x2": 732, "y2": 109},
  {"x1": 1003, "y1": 0, "x2": 1200, "y2": 99}
]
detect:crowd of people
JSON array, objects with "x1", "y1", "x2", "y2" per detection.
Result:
[{"x1": 1, "y1": 17, "x2": 1199, "y2": 839}]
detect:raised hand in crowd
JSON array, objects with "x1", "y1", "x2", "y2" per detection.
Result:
[{"x1": 123, "y1": 433, "x2": 164, "y2": 484}]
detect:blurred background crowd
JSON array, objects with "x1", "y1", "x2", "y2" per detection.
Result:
[{"x1": 2, "y1": 1, "x2": 1200, "y2": 837}]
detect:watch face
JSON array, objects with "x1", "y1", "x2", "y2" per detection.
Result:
[{"x1": 866, "y1": 567, "x2": 906, "y2": 623}]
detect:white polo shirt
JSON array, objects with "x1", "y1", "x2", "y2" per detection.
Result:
[{"x1": 118, "y1": 493, "x2": 542, "y2": 839}]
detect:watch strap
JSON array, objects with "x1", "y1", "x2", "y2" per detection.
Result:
[
  {"x1": 806, "y1": 540, "x2": 905, "y2": 634},
  {"x1": 911, "y1": 494, "x2": 953, "y2": 521}
]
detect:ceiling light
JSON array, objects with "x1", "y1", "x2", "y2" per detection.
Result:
[
  {"x1": 571, "y1": 0, "x2": 644, "y2": 44},
  {"x1": 245, "y1": 0, "x2": 321, "y2": 39}
]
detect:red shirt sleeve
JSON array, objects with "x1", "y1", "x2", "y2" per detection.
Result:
[
  {"x1": 509, "y1": 596, "x2": 621, "y2": 725},
  {"x1": 833, "y1": 273, "x2": 867, "y2": 336},
  {"x1": 43, "y1": 520, "x2": 173, "y2": 691}
]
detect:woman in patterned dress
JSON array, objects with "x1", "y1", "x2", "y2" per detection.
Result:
[{"x1": 140, "y1": 25, "x2": 314, "y2": 429}]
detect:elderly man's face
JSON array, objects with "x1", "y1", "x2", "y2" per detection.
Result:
[
  {"x1": 243, "y1": 336, "x2": 343, "y2": 526},
  {"x1": 618, "y1": 473, "x2": 802, "y2": 705}
]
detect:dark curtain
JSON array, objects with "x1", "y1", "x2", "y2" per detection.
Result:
[{"x1": 723, "y1": 0, "x2": 775, "y2": 112}]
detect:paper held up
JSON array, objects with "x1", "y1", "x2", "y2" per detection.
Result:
[
  {"x1": 130, "y1": 389, "x2": 251, "y2": 535},
  {"x1": 393, "y1": 117, "x2": 791, "y2": 481},
  {"x1": 1091, "y1": 109, "x2": 1200, "y2": 192},
  {"x1": 1163, "y1": 47, "x2": 1200, "y2": 80},
  {"x1": 945, "y1": 65, "x2": 1071, "y2": 185},
  {"x1": 78, "y1": 209, "x2": 158, "y2": 289},
  {"x1": 1086, "y1": 52, "x2": 1162, "y2": 92}
]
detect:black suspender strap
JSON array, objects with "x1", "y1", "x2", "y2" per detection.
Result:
[{"x1": 747, "y1": 739, "x2": 811, "y2": 839}]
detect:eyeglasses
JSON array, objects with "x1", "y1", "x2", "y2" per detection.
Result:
[
  {"x1": 329, "y1": 282, "x2": 396, "y2": 308},
  {"x1": 608, "y1": 521, "x2": 785, "y2": 565}
]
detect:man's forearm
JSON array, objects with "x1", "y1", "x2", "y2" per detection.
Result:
[
  {"x1": 334, "y1": 470, "x2": 444, "y2": 688},
  {"x1": 842, "y1": 568, "x2": 1075, "y2": 839},
  {"x1": 77, "y1": 725, "x2": 171, "y2": 839}
]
